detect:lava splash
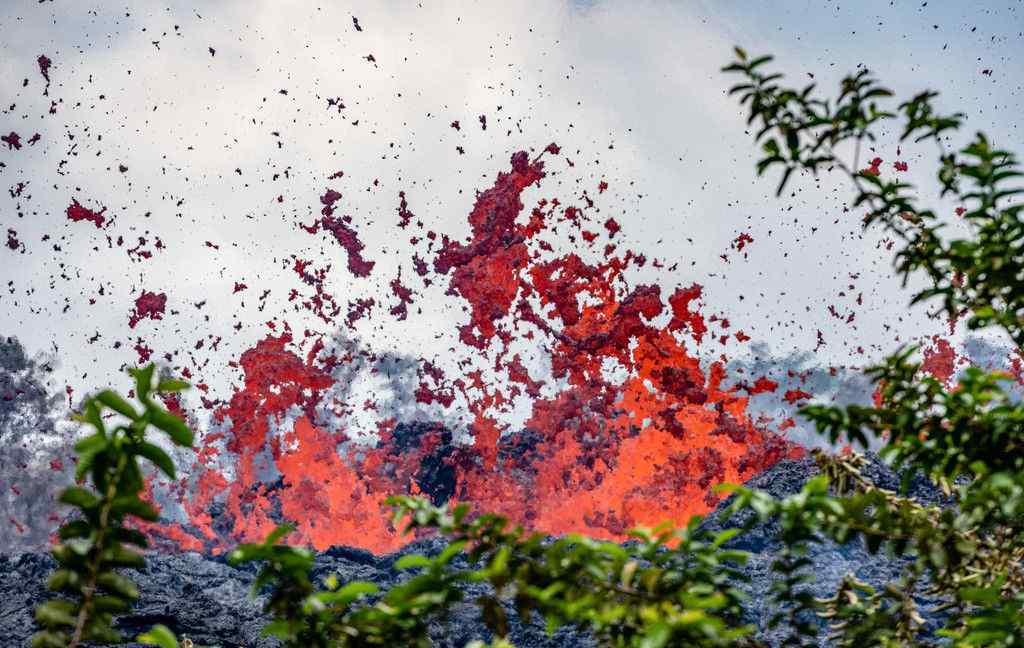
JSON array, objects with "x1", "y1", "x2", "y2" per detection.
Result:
[{"x1": 149, "y1": 147, "x2": 801, "y2": 554}]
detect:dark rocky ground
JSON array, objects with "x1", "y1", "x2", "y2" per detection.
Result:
[{"x1": 0, "y1": 456, "x2": 946, "y2": 647}]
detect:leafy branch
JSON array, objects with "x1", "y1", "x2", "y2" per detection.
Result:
[
  {"x1": 726, "y1": 47, "x2": 1024, "y2": 645},
  {"x1": 230, "y1": 496, "x2": 757, "y2": 648},
  {"x1": 32, "y1": 364, "x2": 193, "y2": 648}
]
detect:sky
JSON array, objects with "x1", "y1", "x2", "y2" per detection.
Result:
[{"x1": 1, "y1": 0, "x2": 1022, "y2": 431}]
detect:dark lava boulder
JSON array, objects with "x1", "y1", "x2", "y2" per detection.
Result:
[{"x1": 0, "y1": 456, "x2": 942, "y2": 647}]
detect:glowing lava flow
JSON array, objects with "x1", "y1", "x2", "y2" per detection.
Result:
[{"x1": 153, "y1": 147, "x2": 801, "y2": 554}]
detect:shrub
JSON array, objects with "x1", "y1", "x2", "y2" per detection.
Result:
[{"x1": 32, "y1": 366, "x2": 192, "y2": 648}]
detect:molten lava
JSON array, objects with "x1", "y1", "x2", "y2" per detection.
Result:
[{"x1": 153, "y1": 147, "x2": 802, "y2": 554}]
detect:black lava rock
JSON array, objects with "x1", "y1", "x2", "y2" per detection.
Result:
[{"x1": 0, "y1": 456, "x2": 942, "y2": 647}]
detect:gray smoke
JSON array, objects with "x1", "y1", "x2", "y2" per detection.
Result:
[
  {"x1": 311, "y1": 330, "x2": 465, "y2": 444},
  {"x1": 729, "y1": 335, "x2": 1022, "y2": 451},
  {"x1": 0, "y1": 336, "x2": 73, "y2": 552}
]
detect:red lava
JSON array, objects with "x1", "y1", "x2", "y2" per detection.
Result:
[
  {"x1": 66, "y1": 199, "x2": 107, "y2": 228},
  {"x1": 129, "y1": 291, "x2": 168, "y2": 329},
  {"x1": 148, "y1": 148, "x2": 803, "y2": 554}
]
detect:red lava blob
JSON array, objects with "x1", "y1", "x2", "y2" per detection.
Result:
[
  {"x1": 863, "y1": 157, "x2": 883, "y2": 176},
  {"x1": 66, "y1": 199, "x2": 107, "y2": 228},
  {"x1": 313, "y1": 188, "x2": 375, "y2": 277},
  {"x1": 397, "y1": 191, "x2": 415, "y2": 229},
  {"x1": 921, "y1": 336, "x2": 960, "y2": 384},
  {"x1": 389, "y1": 268, "x2": 414, "y2": 320},
  {"x1": 37, "y1": 54, "x2": 52, "y2": 85},
  {"x1": 321, "y1": 216, "x2": 376, "y2": 277},
  {"x1": 604, "y1": 217, "x2": 621, "y2": 238},
  {"x1": 1, "y1": 132, "x2": 22, "y2": 151},
  {"x1": 783, "y1": 388, "x2": 812, "y2": 404},
  {"x1": 750, "y1": 377, "x2": 778, "y2": 394},
  {"x1": 732, "y1": 232, "x2": 754, "y2": 252},
  {"x1": 129, "y1": 291, "x2": 167, "y2": 328}
]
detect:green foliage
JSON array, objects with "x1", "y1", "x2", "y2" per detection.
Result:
[
  {"x1": 391, "y1": 497, "x2": 753, "y2": 646},
  {"x1": 137, "y1": 624, "x2": 180, "y2": 648},
  {"x1": 723, "y1": 47, "x2": 1024, "y2": 348},
  {"x1": 722, "y1": 475, "x2": 836, "y2": 646},
  {"x1": 725, "y1": 47, "x2": 1024, "y2": 645},
  {"x1": 32, "y1": 365, "x2": 193, "y2": 648},
  {"x1": 230, "y1": 498, "x2": 754, "y2": 647},
  {"x1": 228, "y1": 520, "x2": 468, "y2": 647},
  {"x1": 817, "y1": 573, "x2": 927, "y2": 647}
]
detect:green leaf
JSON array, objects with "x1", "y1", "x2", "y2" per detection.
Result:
[
  {"x1": 59, "y1": 486, "x2": 100, "y2": 510},
  {"x1": 31, "y1": 629, "x2": 70, "y2": 648},
  {"x1": 34, "y1": 600, "x2": 77, "y2": 627},
  {"x1": 137, "y1": 624, "x2": 178, "y2": 648},
  {"x1": 112, "y1": 527, "x2": 150, "y2": 548},
  {"x1": 75, "y1": 400, "x2": 105, "y2": 432},
  {"x1": 149, "y1": 409, "x2": 193, "y2": 447},
  {"x1": 959, "y1": 586, "x2": 1001, "y2": 606},
  {"x1": 316, "y1": 581, "x2": 379, "y2": 606},
  {"x1": 227, "y1": 546, "x2": 261, "y2": 565},
  {"x1": 261, "y1": 619, "x2": 293, "y2": 638},
  {"x1": 97, "y1": 572, "x2": 140, "y2": 600},
  {"x1": 479, "y1": 595, "x2": 510, "y2": 638},
  {"x1": 74, "y1": 432, "x2": 108, "y2": 455},
  {"x1": 92, "y1": 594, "x2": 132, "y2": 614},
  {"x1": 135, "y1": 442, "x2": 177, "y2": 479},
  {"x1": 437, "y1": 539, "x2": 467, "y2": 565},
  {"x1": 58, "y1": 519, "x2": 93, "y2": 540},
  {"x1": 96, "y1": 390, "x2": 139, "y2": 420},
  {"x1": 132, "y1": 364, "x2": 156, "y2": 399},
  {"x1": 264, "y1": 523, "x2": 295, "y2": 547},
  {"x1": 103, "y1": 544, "x2": 147, "y2": 569},
  {"x1": 713, "y1": 528, "x2": 741, "y2": 547},
  {"x1": 47, "y1": 569, "x2": 79, "y2": 592},
  {"x1": 337, "y1": 580, "x2": 380, "y2": 600},
  {"x1": 394, "y1": 554, "x2": 432, "y2": 570},
  {"x1": 156, "y1": 378, "x2": 190, "y2": 393},
  {"x1": 74, "y1": 448, "x2": 105, "y2": 483},
  {"x1": 640, "y1": 623, "x2": 671, "y2": 648},
  {"x1": 110, "y1": 495, "x2": 159, "y2": 521},
  {"x1": 776, "y1": 166, "x2": 794, "y2": 196}
]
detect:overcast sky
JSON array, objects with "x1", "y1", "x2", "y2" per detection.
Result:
[{"x1": 1, "y1": 1, "x2": 1022, "y2": 431}]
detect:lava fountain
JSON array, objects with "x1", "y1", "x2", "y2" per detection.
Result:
[{"x1": 146, "y1": 146, "x2": 801, "y2": 554}]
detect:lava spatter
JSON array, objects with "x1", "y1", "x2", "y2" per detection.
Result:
[
  {"x1": 389, "y1": 268, "x2": 414, "y2": 320},
  {"x1": 2, "y1": 132, "x2": 23, "y2": 151},
  {"x1": 6, "y1": 229, "x2": 22, "y2": 251},
  {"x1": 312, "y1": 189, "x2": 376, "y2": 277},
  {"x1": 433, "y1": 150, "x2": 546, "y2": 347},
  {"x1": 921, "y1": 336, "x2": 961, "y2": 384},
  {"x1": 66, "y1": 199, "x2": 107, "y2": 228},
  {"x1": 145, "y1": 148, "x2": 802, "y2": 554},
  {"x1": 128, "y1": 291, "x2": 167, "y2": 328},
  {"x1": 37, "y1": 54, "x2": 52, "y2": 94}
]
